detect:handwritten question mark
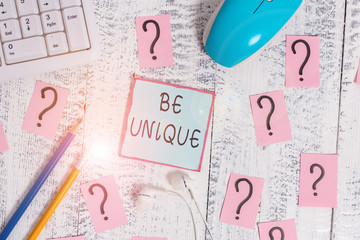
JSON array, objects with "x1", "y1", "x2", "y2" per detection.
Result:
[
  {"x1": 142, "y1": 20, "x2": 160, "y2": 60},
  {"x1": 257, "y1": 95, "x2": 275, "y2": 136},
  {"x1": 89, "y1": 183, "x2": 109, "y2": 220},
  {"x1": 269, "y1": 226, "x2": 285, "y2": 240},
  {"x1": 291, "y1": 39, "x2": 311, "y2": 82},
  {"x1": 310, "y1": 163, "x2": 325, "y2": 196},
  {"x1": 37, "y1": 87, "x2": 58, "y2": 127},
  {"x1": 234, "y1": 178, "x2": 253, "y2": 220}
]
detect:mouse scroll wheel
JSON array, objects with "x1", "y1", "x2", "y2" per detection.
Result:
[{"x1": 254, "y1": 0, "x2": 273, "y2": 14}]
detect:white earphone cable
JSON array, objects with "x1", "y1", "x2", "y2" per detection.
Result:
[
  {"x1": 167, "y1": 190, "x2": 198, "y2": 240},
  {"x1": 180, "y1": 176, "x2": 214, "y2": 240},
  {"x1": 186, "y1": 188, "x2": 215, "y2": 240}
]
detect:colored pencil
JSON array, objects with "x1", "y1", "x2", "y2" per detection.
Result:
[
  {"x1": 0, "y1": 121, "x2": 81, "y2": 240},
  {"x1": 27, "y1": 163, "x2": 82, "y2": 240}
]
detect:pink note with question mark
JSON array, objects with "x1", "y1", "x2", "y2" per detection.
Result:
[
  {"x1": 0, "y1": 122, "x2": 9, "y2": 153},
  {"x1": 136, "y1": 14, "x2": 174, "y2": 68},
  {"x1": 22, "y1": 81, "x2": 70, "y2": 140},
  {"x1": 355, "y1": 58, "x2": 360, "y2": 85},
  {"x1": 49, "y1": 236, "x2": 84, "y2": 240},
  {"x1": 258, "y1": 219, "x2": 297, "y2": 240},
  {"x1": 250, "y1": 90, "x2": 292, "y2": 146},
  {"x1": 298, "y1": 153, "x2": 338, "y2": 207},
  {"x1": 220, "y1": 173, "x2": 264, "y2": 229},
  {"x1": 133, "y1": 238, "x2": 167, "y2": 240},
  {"x1": 286, "y1": 35, "x2": 320, "y2": 87},
  {"x1": 80, "y1": 175, "x2": 128, "y2": 233}
]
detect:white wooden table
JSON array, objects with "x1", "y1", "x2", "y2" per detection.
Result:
[{"x1": 0, "y1": 0, "x2": 359, "y2": 239}]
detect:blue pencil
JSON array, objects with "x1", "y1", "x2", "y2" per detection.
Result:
[{"x1": 0, "y1": 121, "x2": 81, "y2": 240}]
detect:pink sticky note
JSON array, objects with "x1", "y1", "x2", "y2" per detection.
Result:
[
  {"x1": 220, "y1": 173, "x2": 265, "y2": 229},
  {"x1": 299, "y1": 153, "x2": 338, "y2": 207},
  {"x1": 133, "y1": 238, "x2": 167, "y2": 240},
  {"x1": 356, "y1": 59, "x2": 360, "y2": 85},
  {"x1": 286, "y1": 35, "x2": 320, "y2": 87},
  {"x1": 250, "y1": 90, "x2": 292, "y2": 146},
  {"x1": 258, "y1": 219, "x2": 297, "y2": 240},
  {"x1": 80, "y1": 175, "x2": 128, "y2": 233},
  {"x1": 0, "y1": 122, "x2": 9, "y2": 152},
  {"x1": 49, "y1": 237, "x2": 84, "y2": 240},
  {"x1": 136, "y1": 15, "x2": 174, "y2": 68},
  {"x1": 22, "y1": 81, "x2": 70, "y2": 139}
]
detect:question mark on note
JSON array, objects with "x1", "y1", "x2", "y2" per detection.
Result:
[
  {"x1": 37, "y1": 87, "x2": 58, "y2": 127},
  {"x1": 269, "y1": 226, "x2": 285, "y2": 240},
  {"x1": 310, "y1": 163, "x2": 325, "y2": 196},
  {"x1": 234, "y1": 178, "x2": 253, "y2": 220},
  {"x1": 89, "y1": 183, "x2": 109, "y2": 220},
  {"x1": 142, "y1": 20, "x2": 160, "y2": 60},
  {"x1": 291, "y1": 39, "x2": 311, "y2": 82},
  {"x1": 257, "y1": 95, "x2": 275, "y2": 136}
]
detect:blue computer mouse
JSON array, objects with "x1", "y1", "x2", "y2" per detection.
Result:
[{"x1": 203, "y1": 0, "x2": 303, "y2": 68}]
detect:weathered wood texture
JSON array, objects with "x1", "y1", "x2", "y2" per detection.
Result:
[
  {"x1": 0, "y1": 0, "x2": 357, "y2": 239},
  {"x1": 207, "y1": 0, "x2": 345, "y2": 239},
  {"x1": 333, "y1": 0, "x2": 360, "y2": 240}
]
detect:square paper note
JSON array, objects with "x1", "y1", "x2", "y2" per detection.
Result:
[
  {"x1": 0, "y1": 122, "x2": 9, "y2": 152},
  {"x1": 220, "y1": 173, "x2": 264, "y2": 229},
  {"x1": 81, "y1": 175, "x2": 128, "y2": 233},
  {"x1": 119, "y1": 78, "x2": 215, "y2": 171},
  {"x1": 286, "y1": 35, "x2": 320, "y2": 87},
  {"x1": 133, "y1": 238, "x2": 167, "y2": 240},
  {"x1": 136, "y1": 15, "x2": 174, "y2": 68},
  {"x1": 22, "y1": 81, "x2": 70, "y2": 139},
  {"x1": 258, "y1": 219, "x2": 297, "y2": 240},
  {"x1": 356, "y1": 58, "x2": 360, "y2": 85},
  {"x1": 299, "y1": 153, "x2": 338, "y2": 207},
  {"x1": 250, "y1": 90, "x2": 292, "y2": 146}
]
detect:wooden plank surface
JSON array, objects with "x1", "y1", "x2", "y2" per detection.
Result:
[
  {"x1": 207, "y1": 0, "x2": 345, "y2": 239},
  {"x1": 0, "y1": 0, "x2": 357, "y2": 239},
  {"x1": 332, "y1": 0, "x2": 360, "y2": 239}
]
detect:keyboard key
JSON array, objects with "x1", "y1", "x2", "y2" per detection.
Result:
[
  {"x1": 46, "y1": 32, "x2": 68, "y2": 55},
  {"x1": 60, "y1": 0, "x2": 81, "y2": 8},
  {"x1": 20, "y1": 15, "x2": 43, "y2": 37},
  {"x1": 38, "y1": 0, "x2": 60, "y2": 12},
  {"x1": 0, "y1": 0, "x2": 17, "y2": 21},
  {"x1": 16, "y1": 0, "x2": 38, "y2": 16},
  {"x1": 41, "y1": 11, "x2": 63, "y2": 33},
  {"x1": 0, "y1": 19, "x2": 21, "y2": 42},
  {"x1": 0, "y1": 0, "x2": 97, "y2": 81},
  {"x1": 3, "y1": 36, "x2": 47, "y2": 64},
  {"x1": 63, "y1": 7, "x2": 89, "y2": 51}
]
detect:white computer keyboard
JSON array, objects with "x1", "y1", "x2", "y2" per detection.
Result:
[{"x1": 0, "y1": 0, "x2": 99, "y2": 81}]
